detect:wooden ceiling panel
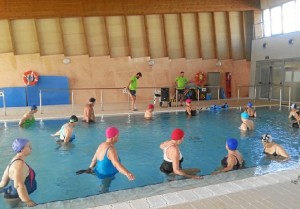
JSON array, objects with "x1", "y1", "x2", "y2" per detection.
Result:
[{"x1": 0, "y1": 0, "x2": 260, "y2": 19}]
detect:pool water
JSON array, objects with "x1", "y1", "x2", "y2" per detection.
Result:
[{"x1": 0, "y1": 106, "x2": 299, "y2": 208}]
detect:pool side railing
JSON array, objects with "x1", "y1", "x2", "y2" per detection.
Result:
[
  {"x1": 237, "y1": 84, "x2": 291, "y2": 110},
  {"x1": 0, "y1": 90, "x2": 6, "y2": 115}
]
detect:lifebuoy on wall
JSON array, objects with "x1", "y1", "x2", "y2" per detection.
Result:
[
  {"x1": 194, "y1": 72, "x2": 206, "y2": 86},
  {"x1": 23, "y1": 71, "x2": 39, "y2": 86}
]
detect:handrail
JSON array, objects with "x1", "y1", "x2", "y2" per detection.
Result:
[
  {"x1": 237, "y1": 84, "x2": 291, "y2": 109},
  {"x1": 0, "y1": 90, "x2": 6, "y2": 116},
  {"x1": 39, "y1": 85, "x2": 224, "y2": 113}
]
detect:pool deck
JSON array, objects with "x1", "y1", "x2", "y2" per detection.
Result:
[{"x1": 2, "y1": 98, "x2": 300, "y2": 209}]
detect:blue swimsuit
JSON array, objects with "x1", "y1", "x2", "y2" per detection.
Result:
[
  {"x1": 2, "y1": 159, "x2": 37, "y2": 199},
  {"x1": 94, "y1": 147, "x2": 119, "y2": 179}
]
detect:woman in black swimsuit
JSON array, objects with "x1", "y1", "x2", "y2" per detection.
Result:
[
  {"x1": 212, "y1": 138, "x2": 245, "y2": 175},
  {"x1": 261, "y1": 134, "x2": 289, "y2": 160}
]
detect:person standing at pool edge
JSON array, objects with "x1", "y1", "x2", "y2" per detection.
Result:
[
  {"x1": 88, "y1": 127, "x2": 135, "y2": 193},
  {"x1": 175, "y1": 72, "x2": 188, "y2": 106},
  {"x1": 0, "y1": 139, "x2": 37, "y2": 207},
  {"x1": 83, "y1": 97, "x2": 96, "y2": 123},
  {"x1": 127, "y1": 72, "x2": 142, "y2": 111},
  {"x1": 160, "y1": 128, "x2": 202, "y2": 179},
  {"x1": 18, "y1": 105, "x2": 38, "y2": 127}
]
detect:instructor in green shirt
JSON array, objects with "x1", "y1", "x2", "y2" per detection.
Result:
[
  {"x1": 127, "y1": 72, "x2": 142, "y2": 111},
  {"x1": 175, "y1": 71, "x2": 188, "y2": 106}
]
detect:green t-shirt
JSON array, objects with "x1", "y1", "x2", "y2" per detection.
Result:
[
  {"x1": 129, "y1": 76, "x2": 138, "y2": 90},
  {"x1": 176, "y1": 76, "x2": 188, "y2": 89}
]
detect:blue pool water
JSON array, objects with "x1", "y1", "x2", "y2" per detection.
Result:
[{"x1": 0, "y1": 106, "x2": 299, "y2": 208}]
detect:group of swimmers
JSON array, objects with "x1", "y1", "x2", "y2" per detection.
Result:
[{"x1": 0, "y1": 99, "x2": 297, "y2": 207}]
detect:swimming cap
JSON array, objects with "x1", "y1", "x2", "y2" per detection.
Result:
[
  {"x1": 171, "y1": 128, "x2": 184, "y2": 140},
  {"x1": 186, "y1": 99, "x2": 191, "y2": 103},
  {"x1": 106, "y1": 127, "x2": 119, "y2": 138},
  {"x1": 31, "y1": 105, "x2": 37, "y2": 110},
  {"x1": 291, "y1": 104, "x2": 297, "y2": 109},
  {"x1": 148, "y1": 104, "x2": 154, "y2": 109},
  {"x1": 226, "y1": 138, "x2": 238, "y2": 150},
  {"x1": 241, "y1": 112, "x2": 249, "y2": 119},
  {"x1": 261, "y1": 134, "x2": 272, "y2": 143},
  {"x1": 247, "y1": 102, "x2": 253, "y2": 107},
  {"x1": 89, "y1": 98, "x2": 96, "y2": 103},
  {"x1": 69, "y1": 115, "x2": 78, "y2": 123},
  {"x1": 12, "y1": 138, "x2": 29, "y2": 153}
]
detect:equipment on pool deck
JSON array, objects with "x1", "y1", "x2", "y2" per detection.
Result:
[{"x1": 153, "y1": 88, "x2": 171, "y2": 107}]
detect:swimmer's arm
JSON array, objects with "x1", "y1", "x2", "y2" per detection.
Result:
[
  {"x1": 88, "y1": 153, "x2": 98, "y2": 169},
  {"x1": 51, "y1": 130, "x2": 61, "y2": 137},
  {"x1": 0, "y1": 166, "x2": 9, "y2": 188},
  {"x1": 63, "y1": 129, "x2": 72, "y2": 143},
  {"x1": 277, "y1": 145, "x2": 290, "y2": 159},
  {"x1": 108, "y1": 147, "x2": 135, "y2": 181},
  {"x1": 170, "y1": 149, "x2": 201, "y2": 179},
  {"x1": 13, "y1": 161, "x2": 36, "y2": 206},
  {"x1": 212, "y1": 156, "x2": 235, "y2": 175}
]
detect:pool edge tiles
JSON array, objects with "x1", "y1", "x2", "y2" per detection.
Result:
[{"x1": 28, "y1": 165, "x2": 300, "y2": 209}]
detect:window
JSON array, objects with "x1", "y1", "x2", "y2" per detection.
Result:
[
  {"x1": 263, "y1": 9, "x2": 271, "y2": 37},
  {"x1": 282, "y1": 1, "x2": 296, "y2": 33},
  {"x1": 296, "y1": 0, "x2": 300, "y2": 31},
  {"x1": 270, "y1": 6, "x2": 282, "y2": 35},
  {"x1": 294, "y1": 71, "x2": 300, "y2": 82}
]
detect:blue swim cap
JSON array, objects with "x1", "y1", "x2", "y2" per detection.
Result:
[
  {"x1": 241, "y1": 112, "x2": 249, "y2": 119},
  {"x1": 31, "y1": 105, "x2": 37, "y2": 110},
  {"x1": 12, "y1": 138, "x2": 29, "y2": 153},
  {"x1": 226, "y1": 138, "x2": 238, "y2": 150},
  {"x1": 247, "y1": 102, "x2": 253, "y2": 107}
]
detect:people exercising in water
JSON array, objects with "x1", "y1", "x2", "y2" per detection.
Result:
[
  {"x1": 260, "y1": 134, "x2": 289, "y2": 160},
  {"x1": 144, "y1": 104, "x2": 154, "y2": 120},
  {"x1": 87, "y1": 127, "x2": 135, "y2": 193},
  {"x1": 185, "y1": 99, "x2": 196, "y2": 116},
  {"x1": 288, "y1": 104, "x2": 300, "y2": 128},
  {"x1": 245, "y1": 102, "x2": 256, "y2": 117},
  {"x1": 0, "y1": 139, "x2": 37, "y2": 207},
  {"x1": 159, "y1": 128, "x2": 202, "y2": 179},
  {"x1": 212, "y1": 138, "x2": 245, "y2": 175},
  {"x1": 18, "y1": 105, "x2": 38, "y2": 127},
  {"x1": 83, "y1": 97, "x2": 96, "y2": 123},
  {"x1": 240, "y1": 111, "x2": 254, "y2": 131},
  {"x1": 51, "y1": 115, "x2": 78, "y2": 143}
]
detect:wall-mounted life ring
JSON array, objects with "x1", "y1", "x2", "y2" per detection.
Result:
[
  {"x1": 194, "y1": 72, "x2": 206, "y2": 86},
  {"x1": 23, "y1": 71, "x2": 39, "y2": 86}
]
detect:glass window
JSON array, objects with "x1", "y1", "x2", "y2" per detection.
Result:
[
  {"x1": 297, "y1": 0, "x2": 300, "y2": 31},
  {"x1": 263, "y1": 9, "x2": 271, "y2": 37},
  {"x1": 294, "y1": 71, "x2": 300, "y2": 82},
  {"x1": 285, "y1": 71, "x2": 293, "y2": 82},
  {"x1": 271, "y1": 6, "x2": 282, "y2": 35},
  {"x1": 282, "y1": 1, "x2": 296, "y2": 33}
]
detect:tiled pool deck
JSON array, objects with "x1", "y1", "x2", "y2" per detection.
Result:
[{"x1": 1, "y1": 99, "x2": 299, "y2": 209}]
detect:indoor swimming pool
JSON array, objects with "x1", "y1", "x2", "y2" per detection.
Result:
[{"x1": 0, "y1": 106, "x2": 299, "y2": 208}]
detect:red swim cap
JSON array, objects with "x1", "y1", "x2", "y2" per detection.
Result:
[
  {"x1": 171, "y1": 128, "x2": 184, "y2": 140},
  {"x1": 186, "y1": 99, "x2": 191, "y2": 103},
  {"x1": 148, "y1": 104, "x2": 154, "y2": 109}
]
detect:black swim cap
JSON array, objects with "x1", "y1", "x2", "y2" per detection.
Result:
[
  {"x1": 69, "y1": 115, "x2": 78, "y2": 123},
  {"x1": 89, "y1": 98, "x2": 96, "y2": 103}
]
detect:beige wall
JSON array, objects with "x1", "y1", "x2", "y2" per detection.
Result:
[{"x1": 0, "y1": 53, "x2": 250, "y2": 104}]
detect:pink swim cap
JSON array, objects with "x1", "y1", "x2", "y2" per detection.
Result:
[
  {"x1": 186, "y1": 99, "x2": 191, "y2": 103},
  {"x1": 171, "y1": 128, "x2": 184, "y2": 140},
  {"x1": 106, "y1": 127, "x2": 119, "y2": 138},
  {"x1": 148, "y1": 104, "x2": 154, "y2": 109}
]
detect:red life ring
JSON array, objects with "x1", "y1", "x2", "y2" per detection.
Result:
[
  {"x1": 194, "y1": 72, "x2": 206, "y2": 86},
  {"x1": 23, "y1": 71, "x2": 39, "y2": 86}
]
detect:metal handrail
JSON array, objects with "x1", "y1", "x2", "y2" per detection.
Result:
[
  {"x1": 0, "y1": 90, "x2": 6, "y2": 116},
  {"x1": 237, "y1": 84, "x2": 291, "y2": 110}
]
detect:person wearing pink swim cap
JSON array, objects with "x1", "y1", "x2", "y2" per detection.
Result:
[
  {"x1": 144, "y1": 104, "x2": 155, "y2": 120},
  {"x1": 159, "y1": 128, "x2": 202, "y2": 179},
  {"x1": 185, "y1": 99, "x2": 196, "y2": 116},
  {"x1": 87, "y1": 127, "x2": 135, "y2": 193},
  {"x1": 0, "y1": 139, "x2": 37, "y2": 207}
]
